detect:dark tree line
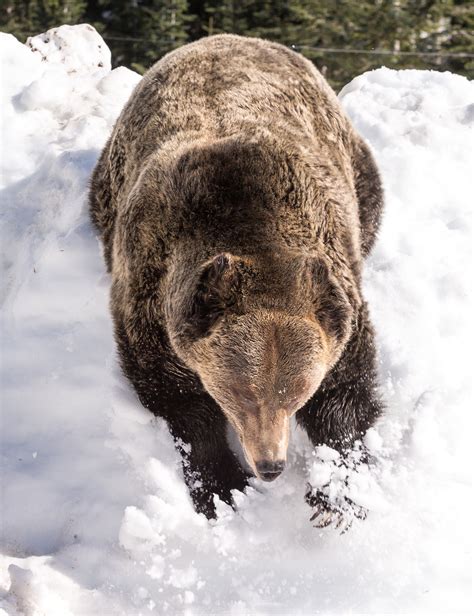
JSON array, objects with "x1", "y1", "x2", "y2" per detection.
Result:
[{"x1": 1, "y1": 0, "x2": 472, "y2": 89}]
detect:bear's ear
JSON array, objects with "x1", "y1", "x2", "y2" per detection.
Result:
[
  {"x1": 310, "y1": 258, "x2": 353, "y2": 345},
  {"x1": 186, "y1": 253, "x2": 242, "y2": 339}
]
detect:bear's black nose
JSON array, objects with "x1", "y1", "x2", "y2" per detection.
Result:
[{"x1": 256, "y1": 459, "x2": 286, "y2": 481}]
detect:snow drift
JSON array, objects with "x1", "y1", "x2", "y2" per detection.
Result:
[{"x1": 0, "y1": 25, "x2": 472, "y2": 615}]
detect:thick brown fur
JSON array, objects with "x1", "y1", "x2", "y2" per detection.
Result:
[{"x1": 89, "y1": 34, "x2": 384, "y2": 518}]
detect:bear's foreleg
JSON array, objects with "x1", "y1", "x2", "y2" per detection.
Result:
[
  {"x1": 166, "y1": 406, "x2": 251, "y2": 519},
  {"x1": 296, "y1": 301, "x2": 382, "y2": 530},
  {"x1": 116, "y1": 320, "x2": 251, "y2": 519}
]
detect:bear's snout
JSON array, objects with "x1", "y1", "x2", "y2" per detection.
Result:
[
  {"x1": 255, "y1": 459, "x2": 286, "y2": 481},
  {"x1": 236, "y1": 409, "x2": 291, "y2": 479}
]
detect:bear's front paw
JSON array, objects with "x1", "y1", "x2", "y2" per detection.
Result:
[
  {"x1": 189, "y1": 456, "x2": 251, "y2": 519},
  {"x1": 305, "y1": 483, "x2": 367, "y2": 534}
]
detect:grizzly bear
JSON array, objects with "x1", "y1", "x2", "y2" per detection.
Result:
[{"x1": 89, "y1": 34, "x2": 384, "y2": 523}]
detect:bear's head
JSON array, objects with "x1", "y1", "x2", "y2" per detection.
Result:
[{"x1": 165, "y1": 251, "x2": 354, "y2": 481}]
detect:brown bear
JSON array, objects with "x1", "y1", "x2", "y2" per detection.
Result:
[{"x1": 89, "y1": 34, "x2": 384, "y2": 522}]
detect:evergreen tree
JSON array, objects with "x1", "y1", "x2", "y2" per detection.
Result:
[
  {"x1": 1, "y1": 0, "x2": 472, "y2": 86},
  {"x1": 87, "y1": 0, "x2": 190, "y2": 71},
  {"x1": 441, "y1": 0, "x2": 474, "y2": 75},
  {"x1": 0, "y1": 0, "x2": 86, "y2": 37},
  {"x1": 34, "y1": 0, "x2": 86, "y2": 27},
  {"x1": 201, "y1": 0, "x2": 241, "y2": 35},
  {"x1": 139, "y1": 0, "x2": 191, "y2": 68}
]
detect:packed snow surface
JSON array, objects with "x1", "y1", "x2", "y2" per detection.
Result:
[{"x1": 1, "y1": 25, "x2": 473, "y2": 615}]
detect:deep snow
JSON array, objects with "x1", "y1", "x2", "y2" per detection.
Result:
[{"x1": 0, "y1": 25, "x2": 472, "y2": 615}]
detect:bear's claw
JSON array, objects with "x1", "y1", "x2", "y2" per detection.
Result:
[{"x1": 306, "y1": 483, "x2": 367, "y2": 534}]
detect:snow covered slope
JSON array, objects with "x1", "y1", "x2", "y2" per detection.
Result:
[{"x1": 1, "y1": 25, "x2": 472, "y2": 615}]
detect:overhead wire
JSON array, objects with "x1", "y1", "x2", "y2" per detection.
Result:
[{"x1": 11, "y1": 30, "x2": 474, "y2": 58}]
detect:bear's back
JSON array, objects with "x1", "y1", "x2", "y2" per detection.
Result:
[
  {"x1": 112, "y1": 35, "x2": 351, "y2": 192},
  {"x1": 90, "y1": 35, "x2": 360, "y2": 275}
]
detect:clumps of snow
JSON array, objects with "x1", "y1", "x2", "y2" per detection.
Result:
[
  {"x1": 1, "y1": 26, "x2": 473, "y2": 614},
  {"x1": 0, "y1": 29, "x2": 141, "y2": 305},
  {"x1": 309, "y1": 449, "x2": 388, "y2": 514},
  {"x1": 26, "y1": 24, "x2": 111, "y2": 73},
  {"x1": 314, "y1": 444, "x2": 341, "y2": 462},
  {"x1": 340, "y1": 67, "x2": 473, "y2": 472}
]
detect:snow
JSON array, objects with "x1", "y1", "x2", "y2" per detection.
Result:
[
  {"x1": 0, "y1": 25, "x2": 472, "y2": 615},
  {"x1": 26, "y1": 24, "x2": 112, "y2": 73}
]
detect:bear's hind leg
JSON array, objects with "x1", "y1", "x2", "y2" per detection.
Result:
[{"x1": 351, "y1": 134, "x2": 384, "y2": 259}]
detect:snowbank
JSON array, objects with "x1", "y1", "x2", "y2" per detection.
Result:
[
  {"x1": 0, "y1": 26, "x2": 472, "y2": 615},
  {"x1": 26, "y1": 24, "x2": 112, "y2": 73}
]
